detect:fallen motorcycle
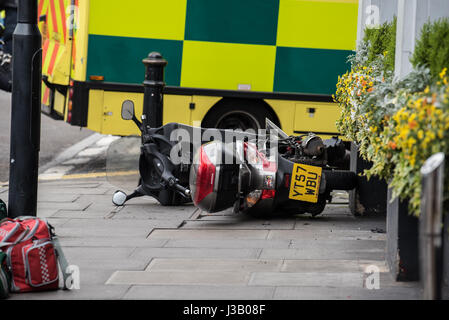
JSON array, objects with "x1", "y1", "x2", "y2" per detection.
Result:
[{"x1": 111, "y1": 100, "x2": 357, "y2": 217}]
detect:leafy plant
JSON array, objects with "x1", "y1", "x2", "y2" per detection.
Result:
[
  {"x1": 412, "y1": 18, "x2": 449, "y2": 80},
  {"x1": 335, "y1": 17, "x2": 449, "y2": 216},
  {"x1": 362, "y1": 17, "x2": 397, "y2": 74}
]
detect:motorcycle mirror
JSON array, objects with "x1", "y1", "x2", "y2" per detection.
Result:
[
  {"x1": 121, "y1": 100, "x2": 135, "y2": 120},
  {"x1": 112, "y1": 190, "x2": 127, "y2": 206}
]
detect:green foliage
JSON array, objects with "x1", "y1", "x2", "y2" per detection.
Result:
[
  {"x1": 412, "y1": 18, "x2": 449, "y2": 79},
  {"x1": 335, "y1": 15, "x2": 449, "y2": 216},
  {"x1": 362, "y1": 17, "x2": 397, "y2": 74}
]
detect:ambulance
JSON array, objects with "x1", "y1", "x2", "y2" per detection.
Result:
[{"x1": 39, "y1": 0, "x2": 358, "y2": 136}]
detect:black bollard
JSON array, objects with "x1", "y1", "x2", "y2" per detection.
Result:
[
  {"x1": 8, "y1": 0, "x2": 42, "y2": 217},
  {"x1": 142, "y1": 52, "x2": 167, "y2": 129}
]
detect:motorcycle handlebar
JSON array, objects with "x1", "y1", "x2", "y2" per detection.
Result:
[
  {"x1": 174, "y1": 183, "x2": 191, "y2": 197},
  {"x1": 166, "y1": 176, "x2": 191, "y2": 197}
]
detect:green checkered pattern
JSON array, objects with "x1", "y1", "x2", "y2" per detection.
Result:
[{"x1": 86, "y1": 0, "x2": 357, "y2": 95}]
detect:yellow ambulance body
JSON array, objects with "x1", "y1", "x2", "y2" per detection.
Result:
[{"x1": 39, "y1": 0, "x2": 358, "y2": 138}]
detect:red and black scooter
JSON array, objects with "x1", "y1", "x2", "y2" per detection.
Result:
[{"x1": 111, "y1": 101, "x2": 356, "y2": 217}]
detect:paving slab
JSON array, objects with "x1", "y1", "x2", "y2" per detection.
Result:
[
  {"x1": 107, "y1": 271, "x2": 251, "y2": 286},
  {"x1": 59, "y1": 237, "x2": 167, "y2": 248},
  {"x1": 1, "y1": 176, "x2": 421, "y2": 300},
  {"x1": 130, "y1": 247, "x2": 261, "y2": 261},
  {"x1": 50, "y1": 209, "x2": 112, "y2": 219},
  {"x1": 273, "y1": 286, "x2": 421, "y2": 300},
  {"x1": 75, "y1": 194, "x2": 122, "y2": 207},
  {"x1": 376, "y1": 273, "x2": 420, "y2": 288},
  {"x1": 146, "y1": 258, "x2": 283, "y2": 272},
  {"x1": 181, "y1": 218, "x2": 296, "y2": 230},
  {"x1": 148, "y1": 229, "x2": 270, "y2": 240},
  {"x1": 37, "y1": 200, "x2": 93, "y2": 211},
  {"x1": 68, "y1": 259, "x2": 149, "y2": 271},
  {"x1": 193, "y1": 214, "x2": 244, "y2": 221},
  {"x1": 294, "y1": 216, "x2": 386, "y2": 232},
  {"x1": 112, "y1": 204, "x2": 194, "y2": 220},
  {"x1": 45, "y1": 217, "x2": 72, "y2": 227},
  {"x1": 124, "y1": 285, "x2": 276, "y2": 300},
  {"x1": 281, "y1": 260, "x2": 361, "y2": 273},
  {"x1": 35, "y1": 208, "x2": 60, "y2": 218},
  {"x1": 164, "y1": 239, "x2": 291, "y2": 249},
  {"x1": 66, "y1": 268, "x2": 118, "y2": 286},
  {"x1": 38, "y1": 180, "x2": 104, "y2": 187},
  {"x1": 56, "y1": 218, "x2": 182, "y2": 238},
  {"x1": 62, "y1": 246, "x2": 135, "y2": 261},
  {"x1": 268, "y1": 229, "x2": 386, "y2": 241},
  {"x1": 10, "y1": 285, "x2": 131, "y2": 300},
  {"x1": 249, "y1": 272, "x2": 364, "y2": 287},
  {"x1": 289, "y1": 239, "x2": 386, "y2": 251},
  {"x1": 38, "y1": 186, "x2": 111, "y2": 195},
  {"x1": 37, "y1": 193, "x2": 80, "y2": 202},
  {"x1": 358, "y1": 260, "x2": 389, "y2": 273},
  {"x1": 260, "y1": 247, "x2": 385, "y2": 261},
  {"x1": 61, "y1": 246, "x2": 149, "y2": 271}
]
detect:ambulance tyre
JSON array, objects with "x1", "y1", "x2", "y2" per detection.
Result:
[{"x1": 202, "y1": 99, "x2": 277, "y2": 132}]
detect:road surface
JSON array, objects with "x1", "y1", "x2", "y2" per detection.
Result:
[{"x1": 0, "y1": 90, "x2": 94, "y2": 182}]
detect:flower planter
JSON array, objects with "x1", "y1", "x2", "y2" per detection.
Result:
[
  {"x1": 442, "y1": 214, "x2": 449, "y2": 299},
  {"x1": 386, "y1": 187, "x2": 419, "y2": 281},
  {"x1": 349, "y1": 142, "x2": 388, "y2": 216},
  {"x1": 419, "y1": 203, "x2": 444, "y2": 299}
]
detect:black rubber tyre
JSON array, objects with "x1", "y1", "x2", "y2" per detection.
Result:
[{"x1": 202, "y1": 99, "x2": 276, "y2": 131}]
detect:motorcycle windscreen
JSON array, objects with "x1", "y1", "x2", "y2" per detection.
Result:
[
  {"x1": 106, "y1": 136, "x2": 141, "y2": 193},
  {"x1": 266, "y1": 118, "x2": 289, "y2": 140}
]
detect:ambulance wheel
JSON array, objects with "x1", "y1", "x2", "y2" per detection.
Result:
[{"x1": 202, "y1": 99, "x2": 278, "y2": 132}]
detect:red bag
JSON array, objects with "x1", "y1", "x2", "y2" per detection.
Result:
[{"x1": 0, "y1": 217, "x2": 63, "y2": 293}]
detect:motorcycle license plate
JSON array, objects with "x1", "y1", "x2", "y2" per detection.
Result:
[{"x1": 288, "y1": 164, "x2": 322, "y2": 203}]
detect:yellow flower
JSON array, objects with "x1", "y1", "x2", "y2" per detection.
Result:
[
  {"x1": 410, "y1": 154, "x2": 416, "y2": 167},
  {"x1": 440, "y1": 67, "x2": 447, "y2": 79},
  {"x1": 407, "y1": 137, "x2": 417, "y2": 149},
  {"x1": 399, "y1": 127, "x2": 409, "y2": 139},
  {"x1": 417, "y1": 130, "x2": 424, "y2": 140},
  {"x1": 393, "y1": 108, "x2": 406, "y2": 122}
]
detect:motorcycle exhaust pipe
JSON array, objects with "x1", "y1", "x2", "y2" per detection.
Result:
[{"x1": 323, "y1": 170, "x2": 357, "y2": 191}]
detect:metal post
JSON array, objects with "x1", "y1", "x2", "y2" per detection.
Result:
[
  {"x1": 420, "y1": 152, "x2": 445, "y2": 300},
  {"x1": 142, "y1": 52, "x2": 167, "y2": 128},
  {"x1": 8, "y1": 0, "x2": 42, "y2": 218}
]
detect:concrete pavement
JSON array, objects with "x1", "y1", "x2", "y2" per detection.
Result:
[
  {"x1": 0, "y1": 177, "x2": 421, "y2": 300},
  {"x1": 0, "y1": 133, "x2": 422, "y2": 300}
]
